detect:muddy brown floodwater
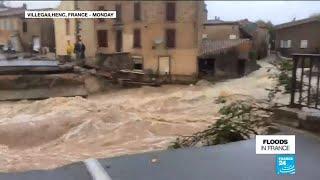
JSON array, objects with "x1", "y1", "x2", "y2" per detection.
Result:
[{"x1": 0, "y1": 60, "x2": 283, "y2": 172}]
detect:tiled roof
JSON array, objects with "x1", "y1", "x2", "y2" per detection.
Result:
[
  {"x1": 0, "y1": 7, "x2": 53, "y2": 17},
  {"x1": 204, "y1": 19, "x2": 238, "y2": 26},
  {"x1": 275, "y1": 16, "x2": 320, "y2": 30},
  {"x1": 199, "y1": 39, "x2": 251, "y2": 57},
  {"x1": 0, "y1": 7, "x2": 25, "y2": 17}
]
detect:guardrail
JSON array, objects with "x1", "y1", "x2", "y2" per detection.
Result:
[{"x1": 290, "y1": 54, "x2": 320, "y2": 109}]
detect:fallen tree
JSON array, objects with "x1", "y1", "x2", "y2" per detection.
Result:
[{"x1": 169, "y1": 98, "x2": 273, "y2": 149}]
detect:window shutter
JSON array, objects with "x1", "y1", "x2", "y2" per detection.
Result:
[
  {"x1": 133, "y1": 29, "x2": 141, "y2": 48},
  {"x1": 65, "y1": 19, "x2": 70, "y2": 35},
  {"x1": 115, "y1": 4, "x2": 122, "y2": 22},
  {"x1": 22, "y1": 21, "x2": 27, "y2": 33},
  {"x1": 300, "y1": 40, "x2": 308, "y2": 48},
  {"x1": 97, "y1": 30, "x2": 108, "y2": 47},
  {"x1": 166, "y1": 29, "x2": 176, "y2": 48},
  {"x1": 98, "y1": 6, "x2": 105, "y2": 22},
  {"x1": 134, "y1": 2, "x2": 141, "y2": 21},
  {"x1": 287, "y1": 40, "x2": 291, "y2": 48},
  {"x1": 166, "y1": 2, "x2": 176, "y2": 21}
]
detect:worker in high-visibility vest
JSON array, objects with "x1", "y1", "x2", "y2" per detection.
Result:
[{"x1": 66, "y1": 40, "x2": 74, "y2": 61}]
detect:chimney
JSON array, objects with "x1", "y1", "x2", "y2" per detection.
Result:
[{"x1": 22, "y1": 3, "x2": 27, "y2": 9}]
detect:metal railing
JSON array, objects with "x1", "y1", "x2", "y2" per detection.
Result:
[{"x1": 290, "y1": 54, "x2": 320, "y2": 109}]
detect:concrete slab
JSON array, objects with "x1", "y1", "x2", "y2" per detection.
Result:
[
  {"x1": 0, "y1": 126, "x2": 319, "y2": 180},
  {"x1": 0, "y1": 163, "x2": 91, "y2": 180},
  {"x1": 274, "y1": 106, "x2": 320, "y2": 132},
  {"x1": 0, "y1": 60, "x2": 58, "y2": 67},
  {"x1": 97, "y1": 126, "x2": 320, "y2": 180},
  {"x1": 0, "y1": 74, "x2": 88, "y2": 100}
]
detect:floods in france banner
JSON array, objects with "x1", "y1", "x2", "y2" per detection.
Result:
[{"x1": 25, "y1": 11, "x2": 117, "y2": 19}]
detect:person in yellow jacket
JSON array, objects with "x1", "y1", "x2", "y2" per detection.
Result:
[{"x1": 66, "y1": 40, "x2": 74, "y2": 61}]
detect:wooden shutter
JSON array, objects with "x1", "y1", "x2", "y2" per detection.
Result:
[
  {"x1": 166, "y1": 2, "x2": 175, "y2": 21},
  {"x1": 133, "y1": 29, "x2": 141, "y2": 48},
  {"x1": 116, "y1": 30, "x2": 122, "y2": 52},
  {"x1": 115, "y1": 4, "x2": 122, "y2": 22},
  {"x1": 65, "y1": 19, "x2": 70, "y2": 35},
  {"x1": 98, "y1": 6, "x2": 105, "y2": 22},
  {"x1": 166, "y1": 29, "x2": 176, "y2": 48},
  {"x1": 97, "y1": 30, "x2": 108, "y2": 47},
  {"x1": 134, "y1": 2, "x2": 141, "y2": 21},
  {"x1": 22, "y1": 21, "x2": 27, "y2": 33}
]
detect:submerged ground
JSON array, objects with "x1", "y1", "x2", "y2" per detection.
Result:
[{"x1": 0, "y1": 56, "x2": 285, "y2": 172}]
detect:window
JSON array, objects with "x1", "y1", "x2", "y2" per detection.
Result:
[
  {"x1": 133, "y1": 29, "x2": 141, "y2": 48},
  {"x1": 134, "y1": 2, "x2": 141, "y2": 21},
  {"x1": 229, "y1": 34, "x2": 237, "y2": 39},
  {"x1": 202, "y1": 34, "x2": 208, "y2": 39},
  {"x1": 22, "y1": 21, "x2": 27, "y2": 33},
  {"x1": 4, "y1": 19, "x2": 8, "y2": 30},
  {"x1": 97, "y1": 30, "x2": 108, "y2": 47},
  {"x1": 280, "y1": 40, "x2": 291, "y2": 48},
  {"x1": 115, "y1": 4, "x2": 122, "y2": 22},
  {"x1": 8, "y1": 21, "x2": 13, "y2": 30},
  {"x1": 132, "y1": 56, "x2": 143, "y2": 70},
  {"x1": 98, "y1": 6, "x2": 105, "y2": 22},
  {"x1": 166, "y1": 2, "x2": 176, "y2": 21},
  {"x1": 300, "y1": 40, "x2": 308, "y2": 49},
  {"x1": 65, "y1": 19, "x2": 70, "y2": 35},
  {"x1": 166, "y1": 29, "x2": 176, "y2": 48}
]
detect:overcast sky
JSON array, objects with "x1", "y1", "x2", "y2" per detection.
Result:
[
  {"x1": 206, "y1": 1, "x2": 320, "y2": 25},
  {"x1": 6, "y1": 1, "x2": 320, "y2": 25}
]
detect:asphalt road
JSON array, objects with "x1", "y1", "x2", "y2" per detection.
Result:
[{"x1": 1, "y1": 126, "x2": 320, "y2": 180}]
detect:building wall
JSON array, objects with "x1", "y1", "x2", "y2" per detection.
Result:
[
  {"x1": 0, "y1": 15, "x2": 55, "y2": 52},
  {"x1": 203, "y1": 24, "x2": 240, "y2": 40},
  {"x1": 275, "y1": 21, "x2": 320, "y2": 57},
  {"x1": 54, "y1": 0, "x2": 76, "y2": 56},
  {"x1": 0, "y1": 17, "x2": 20, "y2": 31},
  {"x1": 19, "y1": 18, "x2": 55, "y2": 51},
  {"x1": 56, "y1": 1, "x2": 205, "y2": 78}
]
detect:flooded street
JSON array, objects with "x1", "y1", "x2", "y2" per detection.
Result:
[{"x1": 0, "y1": 58, "x2": 282, "y2": 172}]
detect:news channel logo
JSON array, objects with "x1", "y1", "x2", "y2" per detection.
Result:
[
  {"x1": 256, "y1": 135, "x2": 296, "y2": 175},
  {"x1": 275, "y1": 155, "x2": 296, "y2": 175}
]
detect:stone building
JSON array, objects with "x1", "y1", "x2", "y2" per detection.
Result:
[
  {"x1": 199, "y1": 19, "x2": 259, "y2": 80},
  {"x1": 0, "y1": 4, "x2": 55, "y2": 52},
  {"x1": 274, "y1": 16, "x2": 320, "y2": 57},
  {"x1": 203, "y1": 20, "x2": 240, "y2": 40},
  {"x1": 54, "y1": 1, "x2": 206, "y2": 82}
]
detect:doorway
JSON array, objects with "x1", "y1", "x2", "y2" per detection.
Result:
[
  {"x1": 32, "y1": 36, "x2": 41, "y2": 52},
  {"x1": 198, "y1": 58, "x2": 215, "y2": 78},
  {"x1": 237, "y1": 59, "x2": 246, "y2": 76},
  {"x1": 158, "y1": 56, "x2": 170, "y2": 75}
]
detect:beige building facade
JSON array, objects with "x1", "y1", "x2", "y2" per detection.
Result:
[
  {"x1": 0, "y1": 4, "x2": 55, "y2": 52},
  {"x1": 55, "y1": 1, "x2": 206, "y2": 80},
  {"x1": 203, "y1": 21, "x2": 240, "y2": 40}
]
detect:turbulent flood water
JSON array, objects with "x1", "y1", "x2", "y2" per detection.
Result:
[{"x1": 0, "y1": 60, "x2": 283, "y2": 172}]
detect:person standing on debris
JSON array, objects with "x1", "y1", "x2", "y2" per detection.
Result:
[
  {"x1": 66, "y1": 40, "x2": 74, "y2": 62},
  {"x1": 74, "y1": 39, "x2": 86, "y2": 66}
]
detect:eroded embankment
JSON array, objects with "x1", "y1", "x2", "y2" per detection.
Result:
[{"x1": 0, "y1": 59, "x2": 282, "y2": 172}]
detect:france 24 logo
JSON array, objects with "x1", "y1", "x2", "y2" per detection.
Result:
[{"x1": 276, "y1": 155, "x2": 296, "y2": 175}]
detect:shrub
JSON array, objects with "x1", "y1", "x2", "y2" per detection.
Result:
[{"x1": 168, "y1": 100, "x2": 271, "y2": 149}]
